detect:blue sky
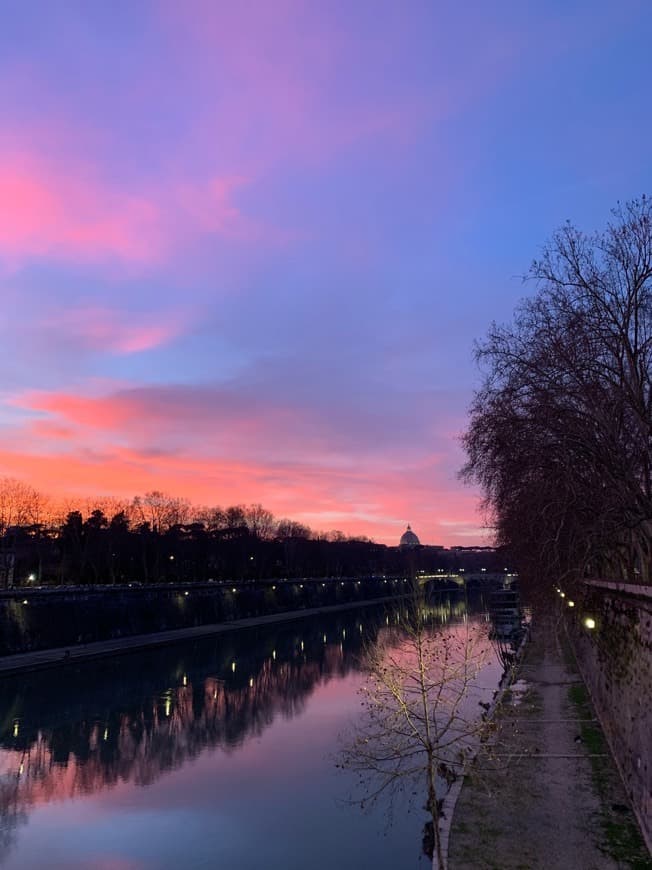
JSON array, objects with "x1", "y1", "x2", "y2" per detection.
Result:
[{"x1": 0, "y1": 0, "x2": 651, "y2": 544}]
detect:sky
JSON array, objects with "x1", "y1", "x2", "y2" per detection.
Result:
[{"x1": 1, "y1": 1, "x2": 652, "y2": 546}]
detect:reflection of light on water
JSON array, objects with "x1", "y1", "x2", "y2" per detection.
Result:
[{"x1": 0, "y1": 596, "x2": 502, "y2": 867}]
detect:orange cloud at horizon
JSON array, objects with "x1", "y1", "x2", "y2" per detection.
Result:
[{"x1": 0, "y1": 439, "x2": 487, "y2": 547}]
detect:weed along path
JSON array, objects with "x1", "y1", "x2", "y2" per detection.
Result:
[{"x1": 448, "y1": 616, "x2": 651, "y2": 870}]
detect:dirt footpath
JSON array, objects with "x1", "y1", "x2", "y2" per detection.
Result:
[{"x1": 448, "y1": 617, "x2": 651, "y2": 870}]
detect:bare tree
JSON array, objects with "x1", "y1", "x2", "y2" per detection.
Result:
[
  {"x1": 192, "y1": 505, "x2": 228, "y2": 531},
  {"x1": 131, "y1": 491, "x2": 191, "y2": 533},
  {"x1": 0, "y1": 478, "x2": 48, "y2": 587},
  {"x1": 339, "y1": 589, "x2": 492, "y2": 869},
  {"x1": 244, "y1": 503, "x2": 275, "y2": 540},
  {"x1": 0, "y1": 478, "x2": 45, "y2": 530},
  {"x1": 463, "y1": 196, "x2": 652, "y2": 590},
  {"x1": 275, "y1": 518, "x2": 312, "y2": 539}
]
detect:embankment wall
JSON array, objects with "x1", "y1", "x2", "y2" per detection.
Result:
[
  {"x1": 569, "y1": 584, "x2": 652, "y2": 849},
  {"x1": 0, "y1": 578, "x2": 416, "y2": 656}
]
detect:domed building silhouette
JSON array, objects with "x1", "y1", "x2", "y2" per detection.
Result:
[{"x1": 399, "y1": 524, "x2": 420, "y2": 549}]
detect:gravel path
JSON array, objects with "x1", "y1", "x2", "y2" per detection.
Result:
[{"x1": 448, "y1": 616, "x2": 651, "y2": 869}]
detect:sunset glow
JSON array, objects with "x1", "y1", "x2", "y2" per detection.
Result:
[{"x1": 1, "y1": 2, "x2": 651, "y2": 544}]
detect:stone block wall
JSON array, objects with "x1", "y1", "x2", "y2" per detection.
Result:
[{"x1": 570, "y1": 585, "x2": 652, "y2": 850}]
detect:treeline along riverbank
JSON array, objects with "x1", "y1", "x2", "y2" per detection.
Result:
[{"x1": 2, "y1": 507, "x2": 505, "y2": 588}]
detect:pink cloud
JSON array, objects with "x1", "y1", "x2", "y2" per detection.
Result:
[
  {"x1": 45, "y1": 306, "x2": 184, "y2": 355},
  {"x1": 0, "y1": 152, "x2": 161, "y2": 263},
  {"x1": 157, "y1": 0, "x2": 522, "y2": 178},
  {"x1": 0, "y1": 147, "x2": 267, "y2": 266},
  {"x1": 0, "y1": 382, "x2": 485, "y2": 545},
  {"x1": 0, "y1": 439, "x2": 484, "y2": 545}
]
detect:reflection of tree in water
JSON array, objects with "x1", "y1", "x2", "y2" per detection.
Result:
[
  {"x1": 0, "y1": 608, "x2": 382, "y2": 847},
  {"x1": 0, "y1": 765, "x2": 27, "y2": 864},
  {"x1": 0, "y1": 592, "x2": 486, "y2": 862}
]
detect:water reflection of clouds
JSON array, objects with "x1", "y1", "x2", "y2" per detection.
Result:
[{"x1": 0, "y1": 594, "x2": 496, "y2": 867}]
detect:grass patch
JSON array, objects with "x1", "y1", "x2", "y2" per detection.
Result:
[
  {"x1": 567, "y1": 677, "x2": 652, "y2": 868},
  {"x1": 568, "y1": 683, "x2": 589, "y2": 707},
  {"x1": 604, "y1": 820, "x2": 652, "y2": 869}
]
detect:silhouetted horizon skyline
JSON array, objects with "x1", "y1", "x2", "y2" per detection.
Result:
[{"x1": 1, "y1": 2, "x2": 651, "y2": 546}]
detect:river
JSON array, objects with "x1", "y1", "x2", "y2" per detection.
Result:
[{"x1": 0, "y1": 591, "x2": 503, "y2": 869}]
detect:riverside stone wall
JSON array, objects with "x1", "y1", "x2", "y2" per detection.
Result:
[
  {"x1": 569, "y1": 584, "x2": 652, "y2": 849},
  {"x1": 0, "y1": 577, "x2": 416, "y2": 656}
]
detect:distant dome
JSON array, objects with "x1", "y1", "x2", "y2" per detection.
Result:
[{"x1": 400, "y1": 524, "x2": 420, "y2": 548}]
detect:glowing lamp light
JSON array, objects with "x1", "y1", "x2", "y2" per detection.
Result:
[
  {"x1": 231, "y1": 661, "x2": 236, "y2": 672},
  {"x1": 28, "y1": 573, "x2": 36, "y2": 582},
  {"x1": 560, "y1": 592, "x2": 566, "y2": 598},
  {"x1": 232, "y1": 587, "x2": 237, "y2": 593},
  {"x1": 22, "y1": 599, "x2": 28, "y2": 605},
  {"x1": 568, "y1": 600, "x2": 575, "y2": 607},
  {"x1": 583, "y1": 617, "x2": 596, "y2": 630}
]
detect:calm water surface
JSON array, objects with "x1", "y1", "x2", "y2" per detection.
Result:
[{"x1": 0, "y1": 593, "x2": 502, "y2": 869}]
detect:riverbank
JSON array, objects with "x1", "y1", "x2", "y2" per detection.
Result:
[
  {"x1": 448, "y1": 615, "x2": 651, "y2": 869},
  {"x1": 0, "y1": 594, "x2": 406, "y2": 677}
]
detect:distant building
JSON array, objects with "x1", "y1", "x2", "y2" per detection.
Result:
[{"x1": 399, "y1": 524, "x2": 420, "y2": 549}]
